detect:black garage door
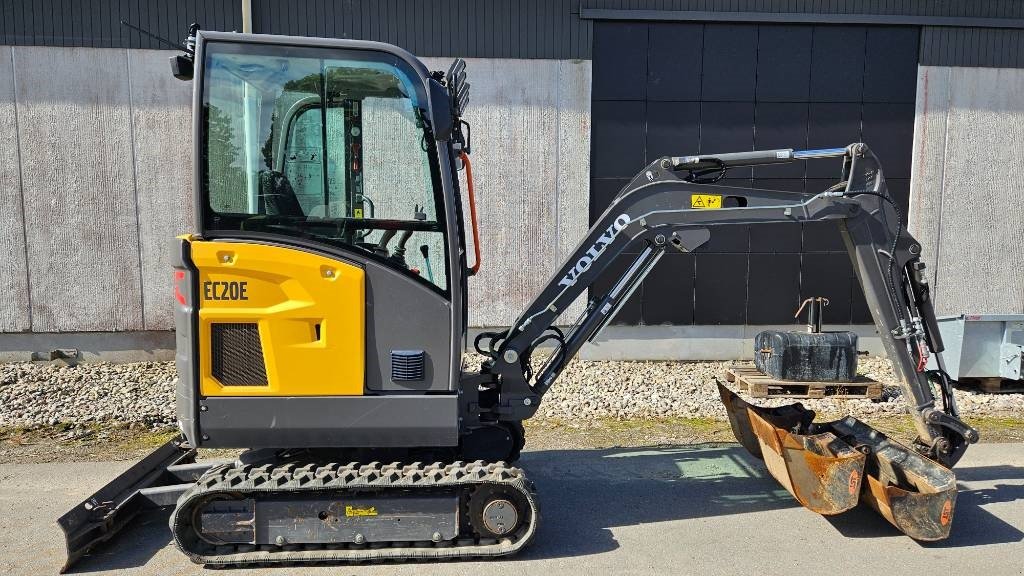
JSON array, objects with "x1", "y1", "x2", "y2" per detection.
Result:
[{"x1": 590, "y1": 21, "x2": 918, "y2": 326}]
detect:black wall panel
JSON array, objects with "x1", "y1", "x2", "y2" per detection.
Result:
[
  {"x1": 648, "y1": 23, "x2": 703, "y2": 101},
  {"x1": 643, "y1": 253, "x2": 696, "y2": 325},
  {"x1": 591, "y1": 100, "x2": 646, "y2": 179},
  {"x1": 701, "y1": 24, "x2": 757, "y2": 102},
  {"x1": 756, "y1": 26, "x2": 813, "y2": 102},
  {"x1": 694, "y1": 254, "x2": 748, "y2": 324},
  {"x1": 809, "y1": 26, "x2": 866, "y2": 102},
  {"x1": 590, "y1": 21, "x2": 917, "y2": 326},
  {"x1": 646, "y1": 101, "x2": 701, "y2": 161}
]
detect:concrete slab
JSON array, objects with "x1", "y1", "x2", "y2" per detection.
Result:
[
  {"x1": 910, "y1": 65, "x2": 1024, "y2": 316},
  {"x1": 127, "y1": 49, "x2": 194, "y2": 331},
  {"x1": 581, "y1": 324, "x2": 884, "y2": 361},
  {"x1": 0, "y1": 46, "x2": 30, "y2": 332},
  {"x1": 421, "y1": 57, "x2": 591, "y2": 327},
  {"x1": 2, "y1": 442, "x2": 1021, "y2": 575},
  {"x1": 13, "y1": 46, "x2": 143, "y2": 332}
]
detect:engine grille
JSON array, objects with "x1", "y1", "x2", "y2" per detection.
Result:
[
  {"x1": 391, "y1": 350, "x2": 425, "y2": 381},
  {"x1": 211, "y1": 323, "x2": 268, "y2": 386}
]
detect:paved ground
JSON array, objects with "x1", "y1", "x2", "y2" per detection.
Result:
[{"x1": 2, "y1": 443, "x2": 1022, "y2": 576}]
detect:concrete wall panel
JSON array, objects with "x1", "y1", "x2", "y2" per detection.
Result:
[
  {"x1": 14, "y1": 46, "x2": 143, "y2": 331},
  {"x1": 127, "y1": 49, "x2": 193, "y2": 330},
  {"x1": 0, "y1": 46, "x2": 30, "y2": 332},
  {"x1": 422, "y1": 57, "x2": 592, "y2": 326},
  {"x1": 910, "y1": 65, "x2": 1024, "y2": 316}
]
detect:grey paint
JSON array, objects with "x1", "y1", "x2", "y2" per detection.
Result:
[
  {"x1": 198, "y1": 395, "x2": 459, "y2": 448},
  {"x1": 127, "y1": 49, "x2": 193, "y2": 330},
  {"x1": 14, "y1": 46, "x2": 144, "y2": 332},
  {"x1": 0, "y1": 46, "x2": 29, "y2": 332},
  {"x1": 364, "y1": 258, "x2": 452, "y2": 392},
  {"x1": 908, "y1": 65, "x2": 1024, "y2": 316},
  {"x1": 929, "y1": 315, "x2": 1024, "y2": 380}
]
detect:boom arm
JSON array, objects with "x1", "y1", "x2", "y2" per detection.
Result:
[{"x1": 472, "y1": 143, "x2": 978, "y2": 467}]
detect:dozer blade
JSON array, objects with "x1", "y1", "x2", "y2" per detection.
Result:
[
  {"x1": 717, "y1": 382, "x2": 864, "y2": 515},
  {"x1": 57, "y1": 436, "x2": 226, "y2": 572},
  {"x1": 717, "y1": 382, "x2": 957, "y2": 539}
]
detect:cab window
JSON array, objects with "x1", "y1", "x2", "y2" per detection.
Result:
[{"x1": 202, "y1": 43, "x2": 448, "y2": 291}]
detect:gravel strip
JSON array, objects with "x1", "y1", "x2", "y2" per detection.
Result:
[{"x1": 1, "y1": 356, "x2": 1022, "y2": 430}]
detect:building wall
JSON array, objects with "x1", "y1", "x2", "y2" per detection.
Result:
[
  {"x1": 909, "y1": 65, "x2": 1024, "y2": 316},
  {"x1": 0, "y1": 45, "x2": 590, "y2": 336}
]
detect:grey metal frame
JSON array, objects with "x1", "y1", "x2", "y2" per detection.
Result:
[{"x1": 473, "y1": 143, "x2": 977, "y2": 467}]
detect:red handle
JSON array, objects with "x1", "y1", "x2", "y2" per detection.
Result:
[{"x1": 461, "y1": 152, "x2": 482, "y2": 276}]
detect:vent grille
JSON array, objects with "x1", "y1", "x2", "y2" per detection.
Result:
[
  {"x1": 391, "y1": 350, "x2": 425, "y2": 381},
  {"x1": 211, "y1": 323, "x2": 268, "y2": 386}
]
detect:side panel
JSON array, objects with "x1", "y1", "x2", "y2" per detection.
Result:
[
  {"x1": 364, "y1": 258, "x2": 453, "y2": 392},
  {"x1": 199, "y1": 395, "x2": 459, "y2": 448},
  {"x1": 191, "y1": 241, "x2": 365, "y2": 396}
]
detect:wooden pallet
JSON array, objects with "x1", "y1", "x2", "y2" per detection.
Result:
[
  {"x1": 724, "y1": 365, "x2": 883, "y2": 399},
  {"x1": 959, "y1": 377, "x2": 1024, "y2": 394}
]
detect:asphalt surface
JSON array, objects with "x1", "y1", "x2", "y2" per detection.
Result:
[{"x1": 2, "y1": 443, "x2": 1023, "y2": 576}]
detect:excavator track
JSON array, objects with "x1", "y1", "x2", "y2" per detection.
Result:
[{"x1": 170, "y1": 460, "x2": 538, "y2": 567}]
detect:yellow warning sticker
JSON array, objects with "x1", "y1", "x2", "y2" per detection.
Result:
[
  {"x1": 345, "y1": 505, "x2": 378, "y2": 517},
  {"x1": 690, "y1": 194, "x2": 722, "y2": 209},
  {"x1": 353, "y1": 208, "x2": 364, "y2": 218}
]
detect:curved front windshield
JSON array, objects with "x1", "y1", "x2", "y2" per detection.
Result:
[{"x1": 200, "y1": 41, "x2": 448, "y2": 292}]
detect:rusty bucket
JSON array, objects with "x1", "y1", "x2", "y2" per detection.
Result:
[
  {"x1": 718, "y1": 381, "x2": 957, "y2": 539},
  {"x1": 717, "y1": 382, "x2": 865, "y2": 515},
  {"x1": 827, "y1": 417, "x2": 957, "y2": 541}
]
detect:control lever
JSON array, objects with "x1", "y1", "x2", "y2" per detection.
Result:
[{"x1": 419, "y1": 245, "x2": 435, "y2": 284}]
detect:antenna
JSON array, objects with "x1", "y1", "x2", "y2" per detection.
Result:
[{"x1": 120, "y1": 20, "x2": 193, "y2": 54}]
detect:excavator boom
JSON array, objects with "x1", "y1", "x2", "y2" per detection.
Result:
[{"x1": 471, "y1": 142, "x2": 978, "y2": 539}]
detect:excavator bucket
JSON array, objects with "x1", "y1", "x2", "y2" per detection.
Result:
[
  {"x1": 827, "y1": 417, "x2": 957, "y2": 541},
  {"x1": 717, "y1": 382, "x2": 864, "y2": 515},
  {"x1": 718, "y1": 382, "x2": 957, "y2": 539}
]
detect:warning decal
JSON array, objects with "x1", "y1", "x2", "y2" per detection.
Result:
[{"x1": 690, "y1": 194, "x2": 723, "y2": 209}]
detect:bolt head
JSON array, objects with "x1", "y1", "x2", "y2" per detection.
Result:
[
  {"x1": 523, "y1": 397, "x2": 533, "y2": 406},
  {"x1": 432, "y1": 531, "x2": 442, "y2": 542},
  {"x1": 354, "y1": 533, "x2": 365, "y2": 544},
  {"x1": 503, "y1": 349, "x2": 519, "y2": 363}
]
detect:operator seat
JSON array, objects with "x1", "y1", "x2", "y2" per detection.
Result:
[{"x1": 258, "y1": 170, "x2": 305, "y2": 216}]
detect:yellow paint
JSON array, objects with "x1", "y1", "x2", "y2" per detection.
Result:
[
  {"x1": 690, "y1": 194, "x2": 722, "y2": 209},
  {"x1": 345, "y1": 505, "x2": 378, "y2": 517},
  {"x1": 191, "y1": 240, "x2": 365, "y2": 396}
]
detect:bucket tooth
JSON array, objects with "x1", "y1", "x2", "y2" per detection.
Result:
[
  {"x1": 828, "y1": 417, "x2": 957, "y2": 541},
  {"x1": 717, "y1": 382, "x2": 864, "y2": 515}
]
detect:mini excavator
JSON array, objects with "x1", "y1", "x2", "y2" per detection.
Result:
[{"x1": 58, "y1": 28, "x2": 978, "y2": 571}]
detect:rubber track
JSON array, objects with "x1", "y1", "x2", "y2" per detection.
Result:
[{"x1": 170, "y1": 460, "x2": 538, "y2": 566}]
